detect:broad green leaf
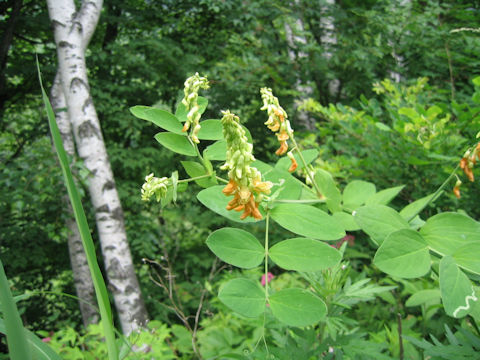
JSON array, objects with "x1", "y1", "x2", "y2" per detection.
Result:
[
  {"x1": 197, "y1": 119, "x2": 223, "y2": 140},
  {"x1": 366, "y1": 185, "x2": 404, "y2": 206},
  {"x1": 314, "y1": 169, "x2": 342, "y2": 213},
  {"x1": 342, "y1": 180, "x2": 376, "y2": 210},
  {"x1": 206, "y1": 228, "x2": 264, "y2": 268},
  {"x1": 263, "y1": 168, "x2": 303, "y2": 200},
  {"x1": 269, "y1": 238, "x2": 341, "y2": 271},
  {"x1": 275, "y1": 149, "x2": 318, "y2": 172},
  {"x1": 130, "y1": 106, "x2": 184, "y2": 134},
  {"x1": 453, "y1": 242, "x2": 480, "y2": 275},
  {"x1": 218, "y1": 278, "x2": 265, "y2": 318},
  {"x1": 155, "y1": 132, "x2": 196, "y2": 156},
  {"x1": 175, "y1": 96, "x2": 208, "y2": 122},
  {"x1": 406, "y1": 290, "x2": 441, "y2": 307},
  {"x1": 373, "y1": 229, "x2": 431, "y2": 278},
  {"x1": 180, "y1": 161, "x2": 216, "y2": 188},
  {"x1": 251, "y1": 159, "x2": 272, "y2": 174},
  {"x1": 270, "y1": 204, "x2": 345, "y2": 241},
  {"x1": 197, "y1": 186, "x2": 260, "y2": 223},
  {"x1": 440, "y1": 256, "x2": 478, "y2": 318},
  {"x1": 400, "y1": 192, "x2": 439, "y2": 221},
  {"x1": 354, "y1": 205, "x2": 409, "y2": 245},
  {"x1": 419, "y1": 212, "x2": 480, "y2": 256},
  {"x1": 332, "y1": 212, "x2": 360, "y2": 231},
  {"x1": 0, "y1": 318, "x2": 61, "y2": 360},
  {"x1": 269, "y1": 288, "x2": 327, "y2": 327},
  {"x1": 204, "y1": 140, "x2": 227, "y2": 161}
]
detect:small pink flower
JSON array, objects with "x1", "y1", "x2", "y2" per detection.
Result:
[
  {"x1": 261, "y1": 272, "x2": 274, "y2": 286},
  {"x1": 333, "y1": 234, "x2": 355, "y2": 249},
  {"x1": 42, "y1": 337, "x2": 51, "y2": 343}
]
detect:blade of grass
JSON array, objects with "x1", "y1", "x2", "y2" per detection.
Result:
[
  {"x1": 0, "y1": 318, "x2": 62, "y2": 360},
  {"x1": 36, "y1": 58, "x2": 118, "y2": 359},
  {"x1": 0, "y1": 259, "x2": 32, "y2": 360}
]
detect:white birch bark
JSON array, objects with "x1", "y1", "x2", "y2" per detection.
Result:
[
  {"x1": 47, "y1": 0, "x2": 148, "y2": 334},
  {"x1": 51, "y1": 73, "x2": 99, "y2": 327}
]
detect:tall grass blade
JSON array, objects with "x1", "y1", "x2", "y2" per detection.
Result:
[
  {"x1": 0, "y1": 259, "x2": 32, "y2": 359},
  {"x1": 36, "y1": 58, "x2": 118, "y2": 359},
  {"x1": 0, "y1": 318, "x2": 62, "y2": 360}
]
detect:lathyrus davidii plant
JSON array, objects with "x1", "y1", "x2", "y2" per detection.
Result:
[
  {"x1": 132, "y1": 73, "x2": 480, "y2": 353},
  {"x1": 132, "y1": 73, "x2": 347, "y2": 339}
]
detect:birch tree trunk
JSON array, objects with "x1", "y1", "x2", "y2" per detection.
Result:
[
  {"x1": 51, "y1": 73, "x2": 99, "y2": 327},
  {"x1": 46, "y1": 0, "x2": 148, "y2": 334}
]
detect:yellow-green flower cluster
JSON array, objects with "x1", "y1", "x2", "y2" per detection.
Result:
[
  {"x1": 141, "y1": 173, "x2": 169, "y2": 202},
  {"x1": 220, "y1": 110, "x2": 272, "y2": 220},
  {"x1": 260, "y1": 87, "x2": 292, "y2": 156},
  {"x1": 181, "y1": 73, "x2": 209, "y2": 143},
  {"x1": 260, "y1": 88, "x2": 297, "y2": 172}
]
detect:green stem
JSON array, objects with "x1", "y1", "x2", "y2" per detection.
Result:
[
  {"x1": 289, "y1": 133, "x2": 322, "y2": 197},
  {"x1": 264, "y1": 212, "x2": 270, "y2": 302},
  {"x1": 216, "y1": 176, "x2": 229, "y2": 184},
  {"x1": 406, "y1": 163, "x2": 459, "y2": 222},
  {"x1": 272, "y1": 199, "x2": 326, "y2": 204},
  {"x1": 187, "y1": 135, "x2": 204, "y2": 162},
  {"x1": 177, "y1": 174, "x2": 212, "y2": 183}
]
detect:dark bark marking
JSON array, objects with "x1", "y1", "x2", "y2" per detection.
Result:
[
  {"x1": 70, "y1": 77, "x2": 89, "y2": 92},
  {"x1": 102, "y1": 180, "x2": 115, "y2": 192},
  {"x1": 82, "y1": 96, "x2": 93, "y2": 114},
  {"x1": 111, "y1": 206, "x2": 124, "y2": 222},
  {"x1": 78, "y1": 120, "x2": 100, "y2": 140},
  {"x1": 59, "y1": 41, "x2": 74, "y2": 49},
  {"x1": 96, "y1": 204, "x2": 109, "y2": 213}
]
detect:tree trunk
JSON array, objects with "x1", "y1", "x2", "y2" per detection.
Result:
[
  {"x1": 46, "y1": 0, "x2": 148, "y2": 334},
  {"x1": 51, "y1": 73, "x2": 99, "y2": 327}
]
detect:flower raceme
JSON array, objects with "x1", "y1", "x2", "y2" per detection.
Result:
[
  {"x1": 220, "y1": 110, "x2": 272, "y2": 220},
  {"x1": 260, "y1": 88, "x2": 297, "y2": 172},
  {"x1": 181, "y1": 73, "x2": 209, "y2": 143},
  {"x1": 141, "y1": 173, "x2": 169, "y2": 202}
]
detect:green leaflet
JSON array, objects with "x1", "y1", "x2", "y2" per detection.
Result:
[
  {"x1": 269, "y1": 238, "x2": 341, "y2": 272},
  {"x1": 130, "y1": 106, "x2": 184, "y2": 134},
  {"x1": 218, "y1": 278, "x2": 265, "y2": 318},
  {"x1": 342, "y1": 180, "x2": 376, "y2": 211},
  {"x1": 206, "y1": 228, "x2": 264, "y2": 269},
  {"x1": 197, "y1": 186, "x2": 260, "y2": 223},
  {"x1": 420, "y1": 212, "x2": 480, "y2": 256},
  {"x1": 269, "y1": 288, "x2": 327, "y2": 327},
  {"x1": 373, "y1": 229, "x2": 431, "y2": 278},
  {"x1": 155, "y1": 132, "x2": 196, "y2": 156},
  {"x1": 353, "y1": 205, "x2": 409, "y2": 246},
  {"x1": 314, "y1": 169, "x2": 342, "y2": 213},
  {"x1": 270, "y1": 203, "x2": 345, "y2": 241},
  {"x1": 439, "y1": 256, "x2": 478, "y2": 318}
]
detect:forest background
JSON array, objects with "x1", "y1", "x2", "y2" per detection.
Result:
[{"x1": 1, "y1": 0, "x2": 480, "y2": 358}]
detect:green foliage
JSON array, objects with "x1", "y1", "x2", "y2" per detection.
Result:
[{"x1": 39, "y1": 321, "x2": 174, "y2": 360}]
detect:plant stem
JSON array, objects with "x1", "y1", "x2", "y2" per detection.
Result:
[
  {"x1": 272, "y1": 198, "x2": 326, "y2": 204},
  {"x1": 216, "y1": 176, "x2": 229, "y2": 184},
  {"x1": 289, "y1": 133, "x2": 322, "y2": 197},
  {"x1": 264, "y1": 212, "x2": 270, "y2": 302},
  {"x1": 406, "y1": 163, "x2": 459, "y2": 222},
  {"x1": 177, "y1": 174, "x2": 212, "y2": 183}
]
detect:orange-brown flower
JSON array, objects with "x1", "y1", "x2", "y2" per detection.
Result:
[
  {"x1": 288, "y1": 157, "x2": 298, "y2": 173},
  {"x1": 460, "y1": 157, "x2": 474, "y2": 182},
  {"x1": 453, "y1": 179, "x2": 462, "y2": 199},
  {"x1": 453, "y1": 184, "x2": 461, "y2": 198}
]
